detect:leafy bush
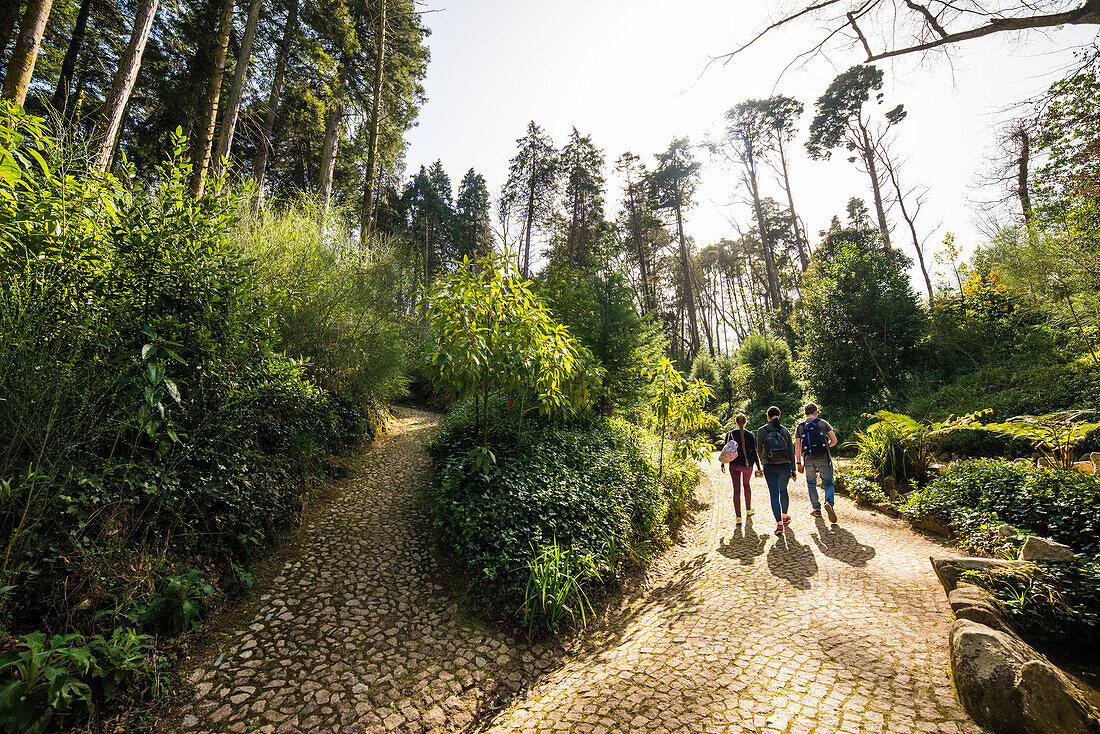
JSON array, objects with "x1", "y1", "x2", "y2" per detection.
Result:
[
  {"x1": 836, "y1": 468, "x2": 890, "y2": 505},
  {"x1": 798, "y1": 226, "x2": 926, "y2": 405},
  {"x1": 902, "y1": 459, "x2": 1100, "y2": 557},
  {"x1": 736, "y1": 334, "x2": 796, "y2": 408},
  {"x1": 234, "y1": 196, "x2": 416, "y2": 409},
  {"x1": 421, "y1": 249, "x2": 602, "y2": 468},
  {"x1": 428, "y1": 395, "x2": 700, "y2": 633},
  {"x1": 0, "y1": 105, "x2": 386, "y2": 728},
  {"x1": 539, "y1": 264, "x2": 667, "y2": 419},
  {"x1": 140, "y1": 570, "x2": 214, "y2": 634},
  {"x1": 0, "y1": 627, "x2": 157, "y2": 734},
  {"x1": 961, "y1": 562, "x2": 1100, "y2": 648},
  {"x1": 907, "y1": 356, "x2": 1100, "y2": 456},
  {"x1": 850, "y1": 410, "x2": 985, "y2": 483}
]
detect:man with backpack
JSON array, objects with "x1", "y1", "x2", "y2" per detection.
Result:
[{"x1": 795, "y1": 403, "x2": 840, "y2": 524}]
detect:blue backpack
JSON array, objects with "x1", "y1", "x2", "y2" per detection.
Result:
[{"x1": 803, "y1": 417, "x2": 829, "y2": 457}]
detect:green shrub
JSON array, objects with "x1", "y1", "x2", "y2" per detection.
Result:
[
  {"x1": 0, "y1": 627, "x2": 157, "y2": 734},
  {"x1": 798, "y1": 226, "x2": 926, "y2": 405},
  {"x1": 140, "y1": 570, "x2": 214, "y2": 634},
  {"x1": 522, "y1": 540, "x2": 603, "y2": 635},
  {"x1": 908, "y1": 357, "x2": 1100, "y2": 456},
  {"x1": 428, "y1": 395, "x2": 699, "y2": 632},
  {"x1": 961, "y1": 562, "x2": 1100, "y2": 647},
  {"x1": 234, "y1": 196, "x2": 415, "y2": 408},
  {"x1": 836, "y1": 468, "x2": 890, "y2": 505},
  {"x1": 902, "y1": 459, "x2": 1100, "y2": 557},
  {"x1": 850, "y1": 410, "x2": 986, "y2": 483},
  {"x1": 0, "y1": 108, "x2": 376, "y2": 656},
  {"x1": 736, "y1": 334, "x2": 796, "y2": 407},
  {"x1": 539, "y1": 265, "x2": 667, "y2": 419}
]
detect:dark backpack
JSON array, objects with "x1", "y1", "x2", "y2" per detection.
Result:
[
  {"x1": 763, "y1": 424, "x2": 790, "y2": 463},
  {"x1": 803, "y1": 417, "x2": 829, "y2": 457}
]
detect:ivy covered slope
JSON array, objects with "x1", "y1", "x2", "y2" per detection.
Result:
[
  {"x1": 421, "y1": 252, "x2": 711, "y2": 635},
  {"x1": 0, "y1": 105, "x2": 414, "y2": 732}
]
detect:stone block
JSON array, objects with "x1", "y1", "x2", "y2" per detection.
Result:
[
  {"x1": 948, "y1": 582, "x2": 1008, "y2": 632},
  {"x1": 949, "y1": 619, "x2": 1035, "y2": 734},
  {"x1": 1015, "y1": 659, "x2": 1100, "y2": 734},
  {"x1": 930, "y1": 556, "x2": 1029, "y2": 593},
  {"x1": 1019, "y1": 536, "x2": 1076, "y2": 563}
]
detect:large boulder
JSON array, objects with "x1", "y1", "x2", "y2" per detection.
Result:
[
  {"x1": 1019, "y1": 536, "x2": 1076, "y2": 562},
  {"x1": 1015, "y1": 660, "x2": 1100, "y2": 734},
  {"x1": 950, "y1": 619, "x2": 1035, "y2": 734},
  {"x1": 950, "y1": 620, "x2": 1100, "y2": 734},
  {"x1": 948, "y1": 582, "x2": 1008, "y2": 632},
  {"x1": 930, "y1": 556, "x2": 1030, "y2": 593}
]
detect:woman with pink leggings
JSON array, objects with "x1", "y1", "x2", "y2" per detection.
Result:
[{"x1": 720, "y1": 414, "x2": 757, "y2": 522}]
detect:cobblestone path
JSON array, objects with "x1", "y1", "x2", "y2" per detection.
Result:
[
  {"x1": 176, "y1": 407, "x2": 558, "y2": 734},
  {"x1": 177, "y1": 407, "x2": 983, "y2": 734},
  {"x1": 484, "y1": 461, "x2": 984, "y2": 734}
]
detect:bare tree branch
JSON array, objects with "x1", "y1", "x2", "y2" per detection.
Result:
[
  {"x1": 720, "y1": 0, "x2": 1100, "y2": 66},
  {"x1": 905, "y1": 0, "x2": 951, "y2": 37},
  {"x1": 868, "y1": 4, "x2": 1100, "y2": 60}
]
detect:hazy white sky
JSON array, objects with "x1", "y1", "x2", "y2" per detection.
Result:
[{"x1": 403, "y1": 1, "x2": 1097, "y2": 282}]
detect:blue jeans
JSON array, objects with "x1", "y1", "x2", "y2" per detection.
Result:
[
  {"x1": 805, "y1": 456, "x2": 835, "y2": 510},
  {"x1": 763, "y1": 463, "x2": 792, "y2": 523}
]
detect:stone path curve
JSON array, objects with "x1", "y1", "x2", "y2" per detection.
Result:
[
  {"x1": 176, "y1": 407, "x2": 558, "y2": 734},
  {"x1": 484, "y1": 460, "x2": 985, "y2": 734},
  {"x1": 176, "y1": 406, "x2": 985, "y2": 734}
]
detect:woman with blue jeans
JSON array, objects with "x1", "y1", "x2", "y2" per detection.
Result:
[{"x1": 755, "y1": 406, "x2": 797, "y2": 536}]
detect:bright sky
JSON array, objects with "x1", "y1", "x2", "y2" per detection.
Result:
[{"x1": 404, "y1": 1, "x2": 1098, "y2": 284}]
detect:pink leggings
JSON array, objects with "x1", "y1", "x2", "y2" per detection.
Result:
[{"x1": 730, "y1": 465, "x2": 752, "y2": 515}]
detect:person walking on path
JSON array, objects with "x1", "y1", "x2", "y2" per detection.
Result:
[
  {"x1": 795, "y1": 402, "x2": 840, "y2": 524},
  {"x1": 756, "y1": 406, "x2": 796, "y2": 536},
  {"x1": 720, "y1": 413, "x2": 757, "y2": 523}
]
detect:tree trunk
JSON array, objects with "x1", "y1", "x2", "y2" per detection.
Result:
[
  {"x1": 674, "y1": 196, "x2": 701, "y2": 354},
  {"x1": 522, "y1": 177, "x2": 535, "y2": 278},
  {"x1": 625, "y1": 180, "x2": 653, "y2": 313},
  {"x1": 251, "y1": 0, "x2": 297, "y2": 213},
  {"x1": 745, "y1": 166, "x2": 781, "y2": 309},
  {"x1": 317, "y1": 92, "x2": 344, "y2": 225},
  {"x1": 360, "y1": 0, "x2": 387, "y2": 246},
  {"x1": 94, "y1": 0, "x2": 158, "y2": 172},
  {"x1": 2, "y1": 0, "x2": 53, "y2": 105},
  {"x1": 213, "y1": 0, "x2": 263, "y2": 177},
  {"x1": 188, "y1": 0, "x2": 234, "y2": 198},
  {"x1": 51, "y1": 0, "x2": 92, "y2": 114},
  {"x1": 859, "y1": 120, "x2": 892, "y2": 249},
  {"x1": 777, "y1": 136, "x2": 810, "y2": 271},
  {"x1": 1016, "y1": 128, "x2": 1039, "y2": 248}
]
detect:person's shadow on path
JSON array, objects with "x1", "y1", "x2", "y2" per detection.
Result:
[
  {"x1": 810, "y1": 517, "x2": 876, "y2": 567},
  {"x1": 766, "y1": 529, "x2": 818, "y2": 589},
  {"x1": 718, "y1": 516, "x2": 768, "y2": 565}
]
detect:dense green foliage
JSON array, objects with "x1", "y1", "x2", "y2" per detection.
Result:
[
  {"x1": 540, "y1": 264, "x2": 666, "y2": 419},
  {"x1": 961, "y1": 562, "x2": 1100, "y2": 650},
  {"x1": 799, "y1": 225, "x2": 925, "y2": 406},
  {"x1": 0, "y1": 104, "x2": 417, "y2": 727},
  {"x1": 427, "y1": 397, "x2": 699, "y2": 634},
  {"x1": 902, "y1": 460, "x2": 1100, "y2": 558}
]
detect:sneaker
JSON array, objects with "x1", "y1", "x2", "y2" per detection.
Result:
[
  {"x1": 746, "y1": 508, "x2": 754, "y2": 517},
  {"x1": 825, "y1": 502, "x2": 838, "y2": 524},
  {"x1": 735, "y1": 515, "x2": 743, "y2": 524},
  {"x1": 811, "y1": 509, "x2": 823, "y2": 518},
  {"x1": 781, "y1": 513, "x2": 791, "y2": 524},
  {"x1": 775, "y1": 523, "x2": 784, "y2": 536}
]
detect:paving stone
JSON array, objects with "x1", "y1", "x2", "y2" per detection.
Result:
[
  {"x1": 484, "y1": 454, "x2": 981, "y2": 733},
  {"x1": 171, "y1": 409, "x2": 980, "y2": 734}
]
